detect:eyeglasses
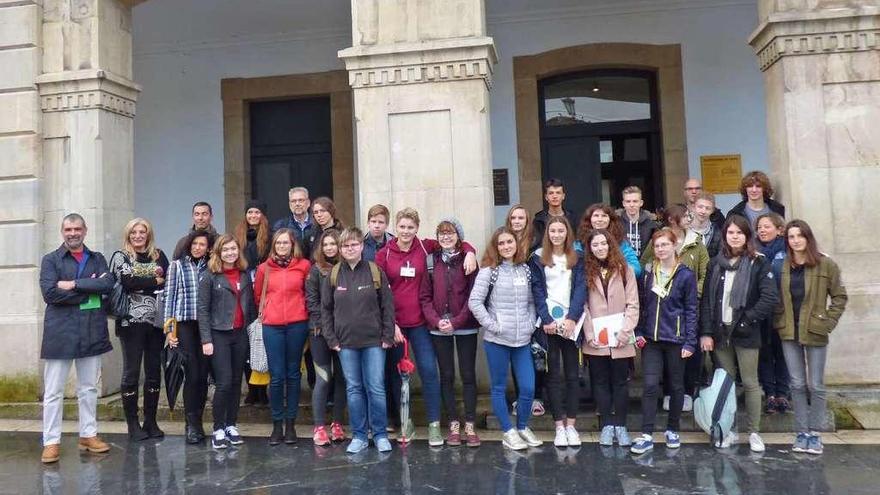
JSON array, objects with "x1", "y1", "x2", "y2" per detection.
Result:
[
  {"x1": 684, "y1": 187, "x2": 702, "y2": 191},
  {"x1": 437, "y1": 232, "x2": 456, "y2": 238},
  {"x1": 341, "y1": 243, "x2": 361, "y2": 250}
]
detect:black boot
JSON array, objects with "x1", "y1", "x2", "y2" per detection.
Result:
[
  {"x1": 194, "y1": 410, "x2": 206, "y2": 441},
  {"x1": 142, "y1": 387, "x2": 164, "y2": 438},
  {"x1": 122, "y1": 391, "x2": 149, "y2": 441},
  {"x1": 244, "y1": 387, "x2": 257, "y2": 406},
  {"x1": 185, "y1": 413, "x2": 201, "y2": 444},
  {"x1": 269, "y1": 420, "x2": 283, "y2": 446},
  {"x1": 284, "y1": 419, "x2": 297, "y2": 444},
  {"x1": 257, "y1": 387, "x2": 269, "y2": 407}
]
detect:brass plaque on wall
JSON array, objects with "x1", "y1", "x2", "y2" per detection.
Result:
[{"x1": 700, "y1": 154, "x2": 742, "y2": 194}]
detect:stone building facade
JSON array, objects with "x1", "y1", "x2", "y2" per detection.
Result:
[{"x1": 0, "y1": 0, "x2": 877, "y2": 392}]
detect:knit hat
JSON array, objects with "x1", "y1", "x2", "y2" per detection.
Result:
[
  {"x1": 245, "y1": 199, "x2": 268, "y2": 215},
  {"x1": 437, "y1": 217, "x2": 465, "y2": 240}
]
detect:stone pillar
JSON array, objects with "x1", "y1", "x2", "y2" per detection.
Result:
[
  {"x1": 29, "y1": 0, "x2": 137, "y2": 395},
  {"x1": 749, "y1": 1, "x2": 880, "y2": 384},
  {"x1": 338, "y1": 0, "x2": 497, "y2": 251},
  {"x1": 0, "y1": 1, "x2": 43, "y2": 385}
]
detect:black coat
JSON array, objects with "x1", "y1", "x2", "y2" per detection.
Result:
[
  {"x1": 700, "y1": 255, "x2": 779, "y2": 349},
  {"x1": 197, "y1": 270, "x2": 256, "y2": 344},
  {"x1": 727, "y1": 198, "x2": 785, "y2": 222},
  {"x1": 39, "y1": 245, "x2": 115, "y2": 359}
]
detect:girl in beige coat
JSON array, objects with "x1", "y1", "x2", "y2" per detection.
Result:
[{"x1": 582, "y1": 229, "x2": 639, "y2": 447}]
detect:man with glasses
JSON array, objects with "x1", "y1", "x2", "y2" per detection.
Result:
[
  {"x1": 273, "y1": 187, "x2": 318, "y2": 260},
  {"x1": 681, "y1": 178, "x2": 724, "y2": 225}
]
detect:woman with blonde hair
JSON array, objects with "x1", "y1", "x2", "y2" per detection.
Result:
[
  {"x1": 198, "y1": 234, "x2": 255, "y2": 449},
  {"x1": 109, "y1": 218, "x2": 169, "y2": 441}
]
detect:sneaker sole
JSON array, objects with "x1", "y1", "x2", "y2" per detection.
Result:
[
  {"x1": 429, "y1": 441, "x2": 444, "y2": 447},
  {"x1": 806, "y1": 449, "x2": 823, "y2": 455},
  {"x1": 630, "y1": 446, "x2": 653, "y2": 455},
  {"x1": 77, "y1": 445, "x2": 110, "y2": 453},
  {"x1": 503, "y1": 441, "x2": 527, "y2": 450},
  {"x1": 228, "y1": 440, "x2": 244, "y2": 446},
  {"x1": 212, "y1": 443, "x2": 228, "y2": 450}
]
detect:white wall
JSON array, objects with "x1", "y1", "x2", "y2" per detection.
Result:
[
  {"x1": 486, "y1": 2, "x2": 767, "y2": 220},
  {"x1": 133, "y1": 1, "x2": 766, "y2": 253}
]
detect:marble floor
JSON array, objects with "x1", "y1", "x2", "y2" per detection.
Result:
[{"x1": 2, "y1": 427, "x2": 879, "y2": 494}]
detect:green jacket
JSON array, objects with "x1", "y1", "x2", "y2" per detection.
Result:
[
  {"x1": 773, "y1": 256, "x2": 847, "y2": 346},
  {"x1": 641, "y1": 229, "x2": 709, "y2": 298}
]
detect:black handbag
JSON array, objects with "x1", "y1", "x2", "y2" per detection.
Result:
[{"x1": 108, "y1": 278, "x2": 130, "y2": 319}]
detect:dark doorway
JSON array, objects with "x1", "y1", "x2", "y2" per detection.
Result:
[
  {"x1": 250, "y1": 97, "x2": 333, "y2": 224},
  {"x1": 539, "y1": 69, "x2": 663, "y2": 221}
]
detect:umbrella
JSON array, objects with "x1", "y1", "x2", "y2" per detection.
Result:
[
  {"x1": 397, "y1": 337, "x2": 416, "y2": 444},
  {"x1": 162, "y1": 318, "x2": 187, "y2": 412}
]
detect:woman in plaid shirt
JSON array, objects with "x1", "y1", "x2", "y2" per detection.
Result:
[{"x1": 164, "y1": 230, "x2": 211, "y2": 444}]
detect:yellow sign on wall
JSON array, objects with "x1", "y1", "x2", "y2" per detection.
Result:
[{"x1": 700, "y1": 154, "x2": 742, "y2": 194}]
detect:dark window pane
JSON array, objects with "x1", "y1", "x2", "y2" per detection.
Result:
[
  {"x1": 544, "y1": 75, "x2": 651, "y2": 125},
  {"x1": 623, "y1": 138, "x2": 648, "y2": 161}
]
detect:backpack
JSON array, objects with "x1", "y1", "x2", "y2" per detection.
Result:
[
  {"x1": 329, "y1": 261, "x2": 382, "y2": 290},
  {"x1": 694, "y1": 367, "x2": 737, "y2": 447}
]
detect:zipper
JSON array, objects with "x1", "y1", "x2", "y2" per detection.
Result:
[
  {"x1": 676, "y1": 315, "x2": 681, "y2": 338},
  {"x1": 653, "y1": 297, "x2": 661, "y2": 342}
]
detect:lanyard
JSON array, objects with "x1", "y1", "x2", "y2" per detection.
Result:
[
  {"x1": 653, "y1": 262, "x2": 679, "y2": 293},
  {"x1": 75, "y1": 251, "x2": 91, "y2": 278}
]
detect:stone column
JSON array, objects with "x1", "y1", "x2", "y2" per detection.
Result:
[
  {"x1": 32, "y1": 0, "x2": 138, "y2": 395},
  {"x1": 0, "y1": 1, "x2": 43, "y2": 385},
  {"x1": 338, "y1": 0, "x2": 497, "y2": 251},
  {"x1": 749, "y1": 1, "x2": 880, "y2": 384}
]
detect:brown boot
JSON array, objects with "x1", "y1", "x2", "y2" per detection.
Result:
[
  {"x1": 41, "y1": 444, "x2": 60, "y2": 463},
  {"x1": 78, "y1": 436, "x2": 110, "y2": 453}
]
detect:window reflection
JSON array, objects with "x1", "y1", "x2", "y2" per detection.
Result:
[{"x1": 544, "y1": 76, "x2": 652, "y2": 125}]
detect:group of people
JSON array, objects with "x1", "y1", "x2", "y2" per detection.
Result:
[{"x1": 38, "y1": 172, "x2": 847, "y2": 464}]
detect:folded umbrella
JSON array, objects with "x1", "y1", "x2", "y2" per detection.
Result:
[
  {"x1": 397, "y1": 337, "x2": 416, "y2": 444},
  {"x1": 162, "y1": 318, "x2": 187, "y2": 412}
]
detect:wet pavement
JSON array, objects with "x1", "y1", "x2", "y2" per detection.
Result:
[{"x1": 1, "y1": 431, "x2": 877, "y2": 494}]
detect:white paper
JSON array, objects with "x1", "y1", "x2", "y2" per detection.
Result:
[{"x1": 590, "y1": 312, "x2": 626, "y2": 348}]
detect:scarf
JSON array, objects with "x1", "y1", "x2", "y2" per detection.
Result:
[
  {"x1": 273, "y1": 254, "x2": 292, "y2": 268},
  {"x1": 441, "y1": 250, "x2": 460, "y2": 265},
  {"x1": 246, "y1": 228, "x2": 257, "y2": 241},
  {"x1": 709, "y1": 255, "x2": 752, "y2": 315}
]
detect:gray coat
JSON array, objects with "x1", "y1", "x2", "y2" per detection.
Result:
[
  {"x1": 197, "y1": 270, "x2": 255, "y2": 344},
  {"x1": 39, "y1": 245, "x2": 114, "y2": 359},
  {"x1": 468, "y1": 262, "x2": 536, "y2": 348}
]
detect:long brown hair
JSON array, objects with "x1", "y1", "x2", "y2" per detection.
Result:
[
  {"x1": 583, "y1": 229, "x2": 627, "y2": 291},
  {"x1": 784, "y1": 219, "x2": 822, "y2": 268},
  {"x1": 505, "y1": 204, "x2": 533, "y2": 255},
  {"x1": 578, "y1": 203, "x2": 624, "y2": 246},
  {"x1": 233, "y1": 213, "x2": 270, "y2": 262},
  {"x1": 208, "y1": 234, "x2": 248, "y2": 273},
  {"x1": 720, "y1": 216, "x2": 757, "y2": 259},
  {"x1": 313, "y1": 230, "x2": 340, "y2": 274},
  {"x1": 481, "y1": 227, "x2": 526, "y2": 267},
  {"x1": 269, "y1": 228, "x2": 304, "y2": 260},
  {"x1": 539, "y1": 216, "x2": 577, "y2": 269}
]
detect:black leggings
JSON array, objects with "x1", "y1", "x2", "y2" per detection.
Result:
[
  {"x1": 641, "y1": 341, "x2": 685, "y2": 434},
  {"x1": 119, "y1": 321, "x2": 164, "y2": 395},
  {"x1": 310, "y1": 332, "x2": 346, "y2": 425},
  {"x1": 177, "y1": 321, "x2": 209, "y2": 415},
  {"x1": 588, "y1": 355, "x2": 630, "y2": 427},
  {"x1": 210, "y1": 329, "x2": 248, "y2": 431},
  {"x1": 431, "y1": 333, "x2": 478, "y2": 423},
  {"x1": 546, "y1": 335, "x2": 580, "y2": 421}
]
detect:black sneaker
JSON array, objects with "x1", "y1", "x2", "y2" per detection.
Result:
[
  {"x1": 212, "y1": 429, "x2": 229, "y2": 449},
  {"x1": 225, "y1": 425, "x2": 244, "y2": 445}
]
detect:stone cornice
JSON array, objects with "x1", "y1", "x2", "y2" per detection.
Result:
[
  {"x1": 338, "y1": 37, "x2": 497, "y2": 90},
  {"x1": 35, "y1": 69, "x2": 142, "y2": 118},
  {"x1": 749, "y1": 8, "x2": 880, "y2": 71}
]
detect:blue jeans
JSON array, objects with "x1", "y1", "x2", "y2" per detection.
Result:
[
  {"x1": 388, "y1": 325, "x2": 441, "y2": 423},
  {"x1": 339, "y1": 346, "x2": 388, "y2": 441},
  {"x1": 484, "y1": 340, "x2": 534, "y2": 431},
  {"x1": 262, "y1": 321, "x2": 309, "y2": 421}
]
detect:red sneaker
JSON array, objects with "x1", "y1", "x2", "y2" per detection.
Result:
[
  {"x1": 330, "y1": 422, "x2": 345, "y2": 442},
  {"x1": 313, "y1": 425, "x2": 330, "y2": 446},
  {"x1": 447, "y1": 421, "x2": 462, "y2": 446},
  {"x1": 464, "y1": 422, "x2": 481, "y2": 448}
]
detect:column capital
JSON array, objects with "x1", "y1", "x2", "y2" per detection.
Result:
[
  {"x1": 35, "y1": 69, "x2": 141, "y2": 117},
  {"x1": 338, "y1": 37, "x2": 498, "y2": 90},
  {"x1": 748, "y1": 6, "x2": 880, "y2": 71}
]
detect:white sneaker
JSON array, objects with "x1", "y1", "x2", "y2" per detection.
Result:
[
  {"x1": 502, "y1": 429, "x2": 527, "y2": 450},
  {"x1": 749, "y1": 432, "x2": 765, "y2": 453},
  {"x1": 565, "y1": 425, "x2": 581, "y2": 447},
  {"x1": 511, "y1": 400, "x2": 517, "y2": 416},
  {"x1": 719, "y1": 431, "x2": 739, "y2": 449},
  {"x1": 682, "y1": 395, "x2": 693, "y2": 412},
  {"x1": 662, "y1": 395, "x2": 670, "y2": 411},
  {"x1": 554, "y1": 426, "x2": 568, "y2": 447},
  {"x1": 518, "y1": 427, "x2": 543, "y2": 447}
]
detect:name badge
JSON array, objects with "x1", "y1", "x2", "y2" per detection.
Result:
[
  {"x1": 651, "y1": 285, "x2": 668, "y2": 299},
  {"x1": 400, "y1": 262, "x2": 416, "y2": 278}
]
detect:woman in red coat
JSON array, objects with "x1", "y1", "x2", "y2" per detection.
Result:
[{"x1": 254, "y1": 228, "x2": 311, "y2": 445}]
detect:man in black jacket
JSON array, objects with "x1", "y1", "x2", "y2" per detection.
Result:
[
  {"x1": 682, "y1": 178, "x2": 725, "y2": 225},
  {"x1": 273, "y1": 186, "x2": 319, "y2": 260},
  {"x1": 172, "y1": 201, "x2": 218, "y2": 260},
  {"x1": 532, "y1": 178, "x2": 577, "y2": 250},
  {"x1": 39, "y1": 213, "x2": 115, "y2": 463}
]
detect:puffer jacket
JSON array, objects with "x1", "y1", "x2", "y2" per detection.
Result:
[
  {"x1": 468, "y1": 262, "x2": 536, "y2": 348},
  {"x1": 253, "y1": 257, "x2": 311, "y2": 325},
  {"x1": 772, "y1": 255, "x2": 847, "y2": 346},
  {"x1": 636, "y1": 263, "x2": 699, "y2": 353},
  {"x1": 700, "y1": 254, "x2": 778, "y2": 349}
]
